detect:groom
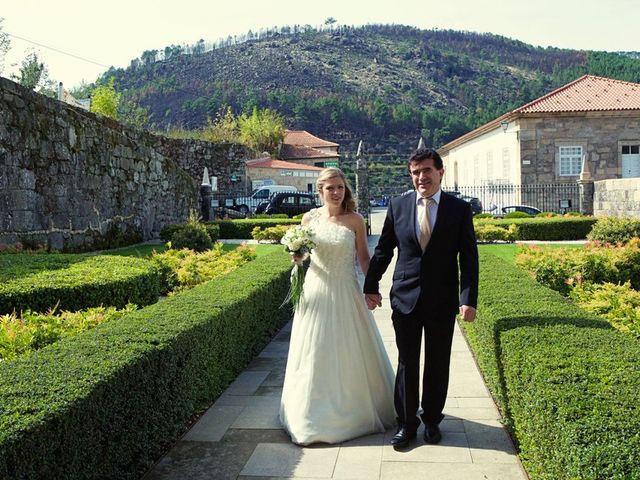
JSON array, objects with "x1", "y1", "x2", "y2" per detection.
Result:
[{"x1": 364, "y1": 147, "x2": 479, "y2": 448}]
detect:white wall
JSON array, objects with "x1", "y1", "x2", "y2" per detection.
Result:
[{"x1": 442, "y1": 124, "x2": 521, "y2": 188}]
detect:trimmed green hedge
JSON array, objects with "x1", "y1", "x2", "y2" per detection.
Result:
[
  {"x1": 460, "y1": 250, "x2": 640, "y2": 479},
  {"x1": 475, "y1": 217, "x2": 597, "y2": 240},
  {"x1": 0, "y1": 250, "x2": 291, "y2": 479},
  {"x1": 0, "y1": 254, "x2": 160, "y2": 314},
  {"x1": 209, "y1": 218, "x2": 300, "y2": 239}
]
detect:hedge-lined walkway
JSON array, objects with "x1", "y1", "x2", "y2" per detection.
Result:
[{"x1": 144, "y1": 209, "x2": 528, "y2": 480}]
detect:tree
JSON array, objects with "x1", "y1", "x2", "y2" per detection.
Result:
[
  {"x1": 0, "y1": 18, "x2": 10, "y2": 75},
  {"x1": 238, "y1": 107, "x2": 285, "y2": 154},
  {"x1": 11, "y1": 50, "x2": 55, "y2": 97},
  {"x1": 202, "y1": 106, "x2": 240, "y2": 143},
  {"x1": 91, "y1": 77, "x2": 120, "y2": 119}
]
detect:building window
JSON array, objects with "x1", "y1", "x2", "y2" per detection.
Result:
[
  {"x1": 622, "y1": 145, "x2": 639, "y2": 154},
  {"x1": 486, "y1": 152, "x2": 493, "y2": 180},
  {"x1": 559, "y1": 146, "x2": 582, "y2": 176},
  {"x1": 502, "y1": 148, "x2": 510, "y2": 179}
]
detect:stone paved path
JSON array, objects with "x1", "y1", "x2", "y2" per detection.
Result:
[{"x1": 144, "y1": 208, "x2": 528, "y2": 480}]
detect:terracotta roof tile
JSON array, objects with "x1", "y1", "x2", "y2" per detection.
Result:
[
  {"x1": 284, "y1": 129, "x2": 339, "y2": 147},
  {"x1": 517, "y1": 75, "x2": 640, "y2": 113},
  {"x1": 280, "y1": 144, "x2": 340, "y2": 160},
  {"x1": 246, "y1": 158, "x2": 324, "y2": 171}
]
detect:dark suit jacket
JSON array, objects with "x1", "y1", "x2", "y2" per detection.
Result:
[{"x1": 364, "y1": 191, "x2": 479, "y2": 316}]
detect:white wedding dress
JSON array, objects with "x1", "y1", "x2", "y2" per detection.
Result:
[{"x1": 280, "y1": 209, "x2": 396, "y2": 445}]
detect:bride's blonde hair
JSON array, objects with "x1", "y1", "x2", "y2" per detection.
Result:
[{"x1": 316, "y1": 167, "x2": 356, "y2": 213}]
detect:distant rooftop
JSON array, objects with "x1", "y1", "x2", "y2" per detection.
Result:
[
  {"x1": 284, "y1": 130, "x2": 339, "y2": 148},
  {"x1": 246, "y1": 157, "x2": 324, "y2": 170}
]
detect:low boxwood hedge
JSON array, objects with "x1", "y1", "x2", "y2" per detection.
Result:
[
  {"x1": 209, "y1": 218, "x2": 300, "y2": 239},
  {"x1": 475, "y1": 217, "x2": 597, "y2": 240},
  {"x1": 461, "y1": 249, "x2": 640, "y2": 479},
  {"x1": 0, "y1": 250, "x2": 291, "y2": 479},
  {"x1": 0, "y1": 254, "x2": 160, "y2": 314}
]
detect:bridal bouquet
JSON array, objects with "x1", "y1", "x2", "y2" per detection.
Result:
[{"x1": 280, "y1": 225, "x2": 316, "y2": 309}]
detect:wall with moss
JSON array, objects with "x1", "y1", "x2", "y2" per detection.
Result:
[{"x1": 0, "y1": 77, "x2": 249, "y2": 251}]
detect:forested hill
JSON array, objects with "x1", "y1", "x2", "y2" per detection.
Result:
[{"x1": 104, "y1": 24, "x2": 640, "y2": 153}]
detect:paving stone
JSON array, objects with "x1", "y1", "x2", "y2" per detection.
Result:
[
  {"x1": 231, "y1": 403, "x2": 282, "y2": 429},
  {"x1": 240, "y1": 443, "x2": 339, "y2": 478},
  {"x1": 333, "y1": 433, "x2": 384, "y2": 479},
  {"x1": 222, "y1": 428, "x2": 291, "y2": 444},
  {"x1": 465, "y1": 419, "x2": 520, "y2": 464},
  {"x1": 382, "y1": 430, "x2": 472, "y2": 464},
  {"x1": 380, "y1": 461, "x2": 528, "y2": 480},
  {"x1": 182, "y1": 405, "x2": 244, "y2": 442},
  {"x1": 226, "y1": 371, "x2": 271, "y2": 395},
  {"x1": 254, "y1": 386, "x2": 283, "y2": 397},
  {"x1": 144, "y1": 440, "x2": 256, "y2": 480},
  {"x1": 215, "y1": 394, "x2": 281, "y2": 408}
]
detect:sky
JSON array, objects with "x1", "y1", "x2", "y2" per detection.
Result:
[{"x1": 1, "y1": 0, "x2": 638, "y2": 89}]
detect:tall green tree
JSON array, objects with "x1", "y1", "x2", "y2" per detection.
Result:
[
  {"x1": 238, "y1": 107, "x2": 285, "y2": 155},
  {"x1": 0, "y1": 18, "x2": 10, "y2": 74},
  {"x1": 11, "y1": 50, "x2": 55, "y2": 97},
  {"x1": 202, "y1": 106, "x2": 240, "y2": 143},
  {"x1": 91, "y1": 77, "x2": 120, "y2": 119}
]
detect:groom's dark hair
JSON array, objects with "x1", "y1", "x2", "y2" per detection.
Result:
[{"x1": 408, "y1": 147, "x2": 443, "y2": 170}]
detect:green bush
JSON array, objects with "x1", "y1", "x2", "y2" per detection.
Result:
[
  {"x1": 587, "y1": 216, "x2": 640, "y2": 244},
  {"x1": 475, "y1": 223, "x2": 517, "y2": 243},
  {"x1": 474, "y1": 217, "x2": 596, "y2": 241},
  {"x1": 473, "y1": 213, "x2": 495, "y2": 219},
  {"x1": 251, "y1": 225, "x2": 292, "y2": 242},
  {"x1": 170, "y1": 223, "x2": 212, "y2": 252},
  {"x1": 503, "y1": 211, "x2": 529, "y2": 219},
  {"x1": 0, "y1": 304, "x2": 137, "y2": 361},
  {"x1": 0, "y1": 251, "x2": 292, "y2": 479},
  {"x1": 516, "y1": 239, "x2": 640, "y2": 294},
  {"x1": 570, "y1": 282, "x2": 640, "y2": 338},
  {"x1": 152, "y1": 243, "x2": 256, "y2": 292},
  {"x1": 0, "y1": 254, "x2": 160, "y2": 314},
  {"x1": 461, "y1": 250, "x2": 640, "y2": 479},
  {"x1": 210, "y1": 218, "x2": 300, "y2": 239}
]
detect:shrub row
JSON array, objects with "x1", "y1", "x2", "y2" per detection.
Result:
[
  {"x1": 0, "y1": 250, "x2": 292, "y2": 479},
  {"x1": 0, "y1": 254, "x2": 160, "y2": 314},
  {"x1": 460, "y1": 250, "x2": 640, "y2": 479},
  {"x1": 474, "y1": 217, "x2": 597, "y2": 240},
  {"x1": 586, "y1": 216, "x2": 640, "y2": 244},
  {"x1": 209, "y1": 218, "x2": 300, "y2": 239}
]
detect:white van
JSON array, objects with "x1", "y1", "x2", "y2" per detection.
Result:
[{"x1": 234, "y1": 185, "x2": 297, "y2": 214}]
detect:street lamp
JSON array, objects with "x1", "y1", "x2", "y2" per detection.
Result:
[{"x1": 500, "y1": 120, "x2": 509, "y2": 133}]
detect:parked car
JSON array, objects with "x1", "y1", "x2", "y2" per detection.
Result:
[
  {"x1": 447, "y1": 191, "x2": 483, "y2": 215},
  {"x1": 501, "y1": 205, "x2": 542, "y2": 217},
  {"x1": 255, "y1": 192, "x2": 319, "y2": 217},
  {"x1": 232, "y1": 185, "x2": 297, "y2": 214}
]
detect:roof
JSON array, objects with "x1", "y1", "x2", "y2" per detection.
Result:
[
  {"x1": 280, "y1": 144, "x2": 340, "y2": 160},
  {"x1": 517, "y1": 75, "x2": 640, "y2": 113},
  {"x1": 283, "y1": 129, "x2": 339, "y2": 148},
  {"x1": 246, "y1": 157, "x2": 324, "y2": 171},
  {"x1": 439, "y1": 75, "x2": 640, "y2": 154}
]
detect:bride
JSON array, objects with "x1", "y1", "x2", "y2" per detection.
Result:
[{"x1": 279, "y1": 167, "x2": 395, "y2": 445}]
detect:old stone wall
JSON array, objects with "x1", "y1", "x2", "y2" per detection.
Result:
[
  {"x1": 0, "y1": 77, "x2": 249, "y2": 251},
  {"x1": 594, "y1": 178, "x2": 640, "y2": 218},
  {"x1": 520, "y1": 112, "x2": 640, "y2": 184}
]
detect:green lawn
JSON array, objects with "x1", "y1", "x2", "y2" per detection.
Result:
[
  {"x1": 479, "y1": 242, "x2": 584, "y2": 264},
  {"x1": 100, "y1": 242, "x2": 282, "y2": 258}
]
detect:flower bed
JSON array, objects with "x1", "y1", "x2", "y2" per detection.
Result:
[{"x1": 0, "y1": 250, "x2": 291, "y2": 479}]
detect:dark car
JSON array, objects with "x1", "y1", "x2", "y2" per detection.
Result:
[
  {"x1": 447, "y1": 191, "x2": 483, "y2": 215},
  {"x1": 256, "y1": 192, "x2": 319, "y2": 217},
  {"x1": 501, "y1": 205, "x2": 542, "y2": 217}
]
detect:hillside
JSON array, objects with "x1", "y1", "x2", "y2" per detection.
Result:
[{"x1": 104, "y1": 24, "x2": 640, "y2": 181}]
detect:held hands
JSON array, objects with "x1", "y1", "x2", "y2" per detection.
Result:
[
  {"x1": 459, "y1": 305, "x2": 477, "y2": 322},
  {"x1": 365, "y1": 293, "x2": 382, "y2": 310}
]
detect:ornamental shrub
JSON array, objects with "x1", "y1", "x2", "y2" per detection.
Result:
[
  {"x1": 475, "y1": 224, "x2": 517, "y2": 243},
  {"x1": 504, "y1": 211, "x2": 530, "y2": 219},
  {"x1": 251, "y1": 225, "x2": 291, "y2": 243},
  {"x1": 170, "y1": 223, "x2": 212, "y2": 252},
  {"x1": 587, "y1": 216, "x2": 640, "y2": 244}
]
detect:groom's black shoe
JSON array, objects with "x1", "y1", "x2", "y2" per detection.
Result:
[
  {"x1": 423, "y1": 423, "x2": 442, "y2": 444},
  {"x1": 390, "y1": 426, "x2": 417, "y2": 448}
]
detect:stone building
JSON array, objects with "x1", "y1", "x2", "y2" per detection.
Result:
[
  {"x1": 245, "y1": 156, "x2": 323, "y2": 192},
  {"x1": 278, "y1": 130, "x2": 340, "y2": 168},
  {"x1": 439, "y1": 75, "x2": 640, "y2": 188}
]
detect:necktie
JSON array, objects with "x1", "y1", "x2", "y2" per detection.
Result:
[{"x1": 419, "y1": 197, "x2": 434, "y2": 251}]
